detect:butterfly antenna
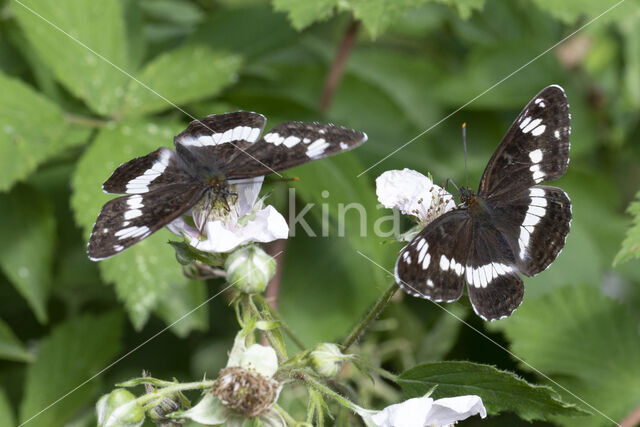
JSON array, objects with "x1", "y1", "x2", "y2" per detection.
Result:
[
  {"x1": 446, "y1": 178, "x2": 459, "y2": 193},
  {"x1": 462, "y1": 122, "x2": 469, "y2": 189}
]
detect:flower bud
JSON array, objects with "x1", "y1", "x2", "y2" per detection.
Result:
[
  {"x1": 224, "y1": 245, "x2": 276, "y2": 294},
  {"x1": 310, "y1": 343, "x2": 349, "y2": 378},
  {"x1": 96, "y1": 389, "x2": 145, "y2": 427}
]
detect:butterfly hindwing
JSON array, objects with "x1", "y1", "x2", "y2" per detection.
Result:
[
  {"x1": 489, "y1": 185, "x2": 571, "y2": 276},
  {"x1": 465, "y1": 223, "x2": 524, "y2": 320},
  {"x1": 102, "y1": 148, "x2": 194, "y2": 194},
  {"x1": 88, "y1": 184, "x2": 205, "y2": 260},
  {"x1": 479, "y1": 85, "x2": 570, "y2": 199},
  {"x1": 395, "y1": 210, "x2": 471, "y2": 303},
  {"x1": 226, "y1": 121, "x2": 368, "y2": 179}
]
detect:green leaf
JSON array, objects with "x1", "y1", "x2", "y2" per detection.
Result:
[
  {"x1": 397, "y1": 361, "x2": 587, "y2": 421},
  {"x1": 12, "y1": 0, "x2": 129, "y2": 116},
  {"x1": 0, "y1": 185, "x2": 55, "y2": 323},
  {"x1": 155, "y1": 280, "x2": 209, "y2": 338},
  {"x1": 19, "y1": 312, "x2": 123, "y2": 426},
  {"x1": 71, "y1": 120, "x2": 189, "y2": 329},
  {"x1": 273, "y1": 0, "x2": 483, "y2": 38},
  {"x1": 272, "y1": 0, "x2": 337, "y2": 31},
  {"x1": 341, "y1": 0, "x2": 431, "y2": 38},
  {"x1": 0, "y1": 71, "x2": 90, "y2": 191},
  {"x1": 433, "y1": 0, "x2": 484, "y2": 19},
  {"x1": 0, "y1": 317, "x2": 33, "y2": 362},
  {"x1": 488, "y1": 285, "x2": 640, "y2": 426},
  {"x1": 0, "y1": 386, "x2": 16, "y2": 427},
  {"x1": 529, "y1": 0, "x2": 640, "y2": 25},
  {"x1": 614, "y1": 190, "x2": 640, "y2": 266},
  {"x1": 121, "y1": 45, "x2": 242, "y2": 116}
]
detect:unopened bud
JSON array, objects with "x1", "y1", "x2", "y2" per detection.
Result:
[
  {"x1": 310, "y1": 343, "x2": 350, "y2": 378},
  {"x1": 96, "y1": 389, "x2": 145, "y2": 427},
  {"x1": 224, "y1": 245, "x2": 276, "y2": 294}
]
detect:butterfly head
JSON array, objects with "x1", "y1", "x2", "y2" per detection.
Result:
[{"x1": 459, "y1": 187, "x2": 475, "y2": 205}]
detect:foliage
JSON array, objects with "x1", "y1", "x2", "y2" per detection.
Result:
[
  {"x1": 398, "y1": 361, "x2": 587, "y2": 421},
  {"x1": 614, "y1": 189, "x2": 640, "y2": 266},
  {"x1": 0, "y1": 0, "x2": 639, "y2": 425}
]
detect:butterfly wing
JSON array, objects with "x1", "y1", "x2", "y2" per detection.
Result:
[
  {"x1": 102, "y1": 148, "x2": 194, "y2": 194},
  {"x1": 88, "y1": 184, "x2": 205, "y2": 260},
  {"x1": 225, "y1": 121, "x2": 367, "y2": 179},
  {"x1": 395, "y1": 210, "x2": 471, "y2": 303},
  {"x1": 464, "y1": 222, "x2": 524, "y2": 320},
  {"x1": 478, "y1": 85, "x2": 570, "y2": 199},
  {"x1": 489, "y1": 185, "x2": 572, "y2": 276},
  {"x1": 173, "y1": 111, "x2": 267, "y2": 177}
]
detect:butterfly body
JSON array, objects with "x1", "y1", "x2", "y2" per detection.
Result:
[
  {"x1": 88, "y1": 111, "x2": 367, "y2": 260},
  {"x1": 395, "y1": 85, "x2": 572, "y2": 321}
]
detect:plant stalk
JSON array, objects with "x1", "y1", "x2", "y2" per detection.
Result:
[{"x1": 342, "y1": 282, "x2": 399, "y2": 351}]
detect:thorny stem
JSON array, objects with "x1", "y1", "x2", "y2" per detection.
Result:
[
  {"x1": 273, "y1": 403, "x2": 297, "y2": 425},
  {"x1": 134, "y1": 380, "x2": 215, "y2": 408},
  {"x1": 255, "y1": 294, "x2": 307, "y2": 350},
  {"x1": 319, "y1": 18, "x2": 361, "y2": 112},
  {"x1": 295, "y1": 370, "x2": 361, "y2": 413},
  {"x1": 247, "y1": 296, "x2": 288, "y2": 362},
  {"x1": 342, "y1": 282, "x2": 399, "y2": 351}
]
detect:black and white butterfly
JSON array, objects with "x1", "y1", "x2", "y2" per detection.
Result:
[
  {"x1": 88, "y1": 112, "x2": 367, "y2": 260},
  {"x1": 395, "y1": 85, "x2": 572, "y2": 321}
]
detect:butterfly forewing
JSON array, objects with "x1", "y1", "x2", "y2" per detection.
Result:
[
  {"x1": 88, "y1": 184, "x2": 204, "y2": 260},
  {"x1": 174, "y1": 111, "x2": 267, "y2": 177},
  {"x1": 226, "y1": 122, "x2": 367, "y2": 179},
  {"x1": 478, "y1": 85, "x2": 570, "y2": 199},
  {"x1": 102, "y1": 148, "x2": 194, "y2": 194},
  {"x1": 395, "y1": 210, "x2": 471, "y2": 303}
]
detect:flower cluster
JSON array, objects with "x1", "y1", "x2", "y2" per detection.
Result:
[{"x1": 376, "y1": 168, "x2": 455, "y2": 228}]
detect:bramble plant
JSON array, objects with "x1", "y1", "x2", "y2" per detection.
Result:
[{"x1": 2, "y1": 1, "x2": 640, "y2": 427}]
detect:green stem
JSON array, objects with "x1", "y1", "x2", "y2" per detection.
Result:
[
  {"x1": 248, "y1": 296, "x2": 288, "y2": 361},
  {"x1": 135, "y1": 380, "x2": 215, "y2": 407},
  {"x1": 273, "y1": 403, "x2": 297, "y2": 425},
  {"x1": 341, "y1": 282, "x2": 399, "y2": 351},
  {"x1": 256, "y1": 294, "x2": 307, "y2": 350},
  {"x1": 63, "y1": 113, "x2": 110, "y2": 128},
  {"x1": 296, "y1": 371, "x2": 361, "y2": 413}
]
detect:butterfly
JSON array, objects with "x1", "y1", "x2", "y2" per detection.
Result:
[
  {"x1": 88, "y1": 111, "x2": 367, "y2": 260},
  {"x1": 394, "y1": 85, "x2": 572, "y2": 321}
]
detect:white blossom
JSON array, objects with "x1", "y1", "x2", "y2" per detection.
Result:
[
  {"x1": 167, "y1": 177, "x2": 288, "y2": 253},
  {"x1": 176, "y1": 331, "x2": 283, "y2": 426},
  {"x1": 376, "y1": 169, "x2": 455, "y2": 227},
  {"x1": 357, "y1": 395, "x2": 486, "y2": 427}
]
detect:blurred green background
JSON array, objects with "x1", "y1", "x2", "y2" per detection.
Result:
[{"x1": 1, "y1": 0, "x2": 640, "y2": 425}]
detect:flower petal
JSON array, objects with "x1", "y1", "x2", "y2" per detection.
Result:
[
  {"x1": 370, "y1": 397, "x2": 434, "y2": 427},
  {"x1": 230, "y1": 177, "x2": 265, "y2": 217},
  {"x1": 181, "y1": 205, "x2": 288, "y2": 253},
  {"x1": 240, "y1": 343, "x2": 279, "y2": 378},
  {"x1": 177, "y1": 393, "x2": 229, "y2": 425},
  {"x1": 226, "y1": 331, "x2": 248, "y2": 368},
  {"x1": 376, "y1": 168, "x2": 455, "y2": 225},
  {"x1": 425, "y1": 395, "x2": 487, "y2": 425}
]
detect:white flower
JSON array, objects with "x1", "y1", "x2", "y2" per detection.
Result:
[
  {"x1": 357, "y1": 395, "x2": 486, "y2": 427},
  {"x1": 167, "y1": 177, "x2": 289, "y2": 253},
  {"x1": 175, "y1": 331, "x2": 284, "y2": 426},
  {"x1": 376, "y1": 169, "x2": 455, "y2": 227}
]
